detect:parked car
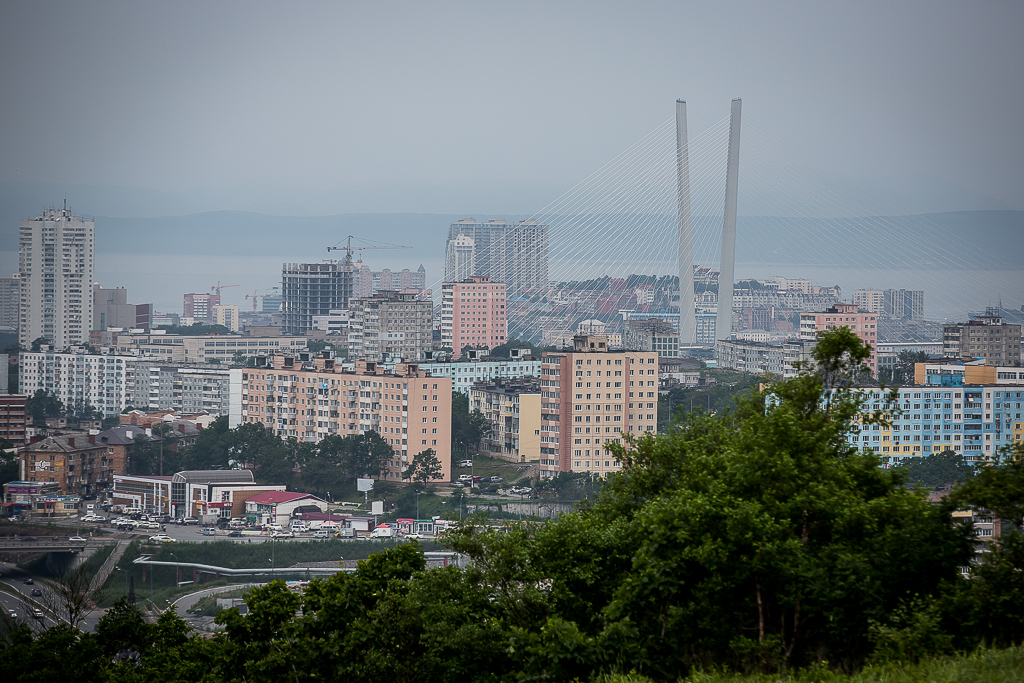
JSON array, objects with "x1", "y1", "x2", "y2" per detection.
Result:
[
  {"x1": 509, "y1": 486, "x2": 533, "y2": 495},
  {"x1": 181, "y1": 517, "x2": 200, "y2": 526},
  {"x1": 270, "y1": 530, "x2": 294, "y2": 539},
  {"x1": 457, "y1": 474, "x2": 473, "y2": 482},
  {"x1": 489, "y1": 476, "x2": 503, "y2": 483},
  {"x1": 457, "y1": 460, "x2": 473, "y2": 468}
]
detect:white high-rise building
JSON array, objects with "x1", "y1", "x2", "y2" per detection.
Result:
[
  {"x1": 19, "y1": 207, "x2": 95, "y2": 349},
  {"x1": 853, "y1": 289, "x2": 884, "y2": 313},
  {"x1": 445, "y1": 218, "x2": 548, "y2": 296},
  {"x1": 445, "y1": 235, "x2": 475, "y2": 284}
]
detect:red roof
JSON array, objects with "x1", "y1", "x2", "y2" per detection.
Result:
[{"x1": 247, "y1": 491, "x2": 322, "y2": 505}]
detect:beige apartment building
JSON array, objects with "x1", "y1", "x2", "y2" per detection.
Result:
[
  {"x1": 89, "y1": 329, "x2": 308, "y2": 363},
  {"x1": 348, "y1": 290, "x2": 434, "y2": 362},
  {"x1": 538, "y1": 335, "x2": 658, "y2": 478},
  {"x1": 469, "y1": 377, "x2": 541, "y2": 463},
  {"x1": 230, "y1": 353, "x2": 452, "y2": 483}
]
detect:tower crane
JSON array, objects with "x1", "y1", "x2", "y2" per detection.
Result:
[
  {"x1": 211, "y1": 281, "x2": 239, "y2": 296},
  {"x1": 245, "y1": 290, "x2": 267, "y2": 313},
  {"x1": 326, "y1": 235, "x2": 412, "y2": 265}
]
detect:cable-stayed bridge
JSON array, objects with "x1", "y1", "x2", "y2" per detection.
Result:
[{"x1": 433, "y1": 99, "x2": 1021, "y2": 347}]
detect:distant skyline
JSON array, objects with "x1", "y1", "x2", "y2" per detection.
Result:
[{"x1": 1, "y1": 2, "x2": 1023, "y2": 217}]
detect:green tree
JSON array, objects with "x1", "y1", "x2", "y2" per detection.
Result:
[
  {"x1": 405, "y1": 448, "x2": 443, "y2": 486},
  {"x1": 30, "y1": 336, "x2": 50, "y2": 352},
  {"x1": 451, "y1": 391, "x2": 488, "y2": 453},
  {"x1": 26, "y1": 389, "x2": 64, "y2": 426},
  {"x1": 349, "y1": 431, "x2": 391, "y2": 480},
  {"x1": 896, "y1": 449, "x2": 974, "y2": 488}
]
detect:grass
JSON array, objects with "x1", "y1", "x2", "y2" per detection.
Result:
[
  {"x1": 592, "y1": 646, "x2": 1024, "y2": 683},
  {"x1": 187, "y1": 586, "x2": 254, "y2": 617},
  {"x1": 454, "y1": 454, "x2": 532, "y2": 483}
]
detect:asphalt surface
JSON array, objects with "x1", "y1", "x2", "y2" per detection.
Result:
[{"x1": 0, "y1": 563, "x2": 104, "y2": 632}]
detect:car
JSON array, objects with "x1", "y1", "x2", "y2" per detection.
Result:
[
  {"x1": 228, "y1": 530, "x2": 242, "y2": 537},
  {"x1": 509, "y1": 486, "x2": 532, "y2": 495},
  {"x1": 32, "y1": 609, "x2": 43, "y2": 619},
  {"x1": 270, "y1": 530, "x2": 294, "y2": 538},
  {"x1": 202, "y1": 527, "x2": 217, "y2": 536},
  {"x1": 489, "y1": 476, "x2": 503, "y2": 483},
  {"x1": 182, "y1": 517, "x2": 200, "y2": 525},
  {"x1": 8, "y1": 609, "x2": 16, "y2": 619},
  {"x1": 457, "y1": 459, "x2": 473, "y2": 468},
  {"x1": 148, "y1": 535, "x2": 174, "y2": 543},
  {"x1": 22, "y1": 536, "x2": 38, "y2": 542},
  {"x1": 23, "y1": 578, "x2": 34, "y2": 585},
  {"x1": 69, "y1": 536, "x2": 88, "y2": 543},
  {"x1": 31, "y1": 588, "x2": 42, "y2": 597},
  {"x1": 457, "y1": 474, "x2": 473, "y2": 482}
]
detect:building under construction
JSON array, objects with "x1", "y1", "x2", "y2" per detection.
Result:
[{"x1": 280, "y1": 261, "x2": 354, "y2": 335}]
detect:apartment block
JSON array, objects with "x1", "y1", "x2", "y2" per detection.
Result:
[
  {"x1": 349, "y1": 290, "x2": 433, "y2": 362},
  {"x1": 844, "y1": 383, "x2": 1023, "y2": 465},
  {"x1": 446, "y1": 218, "x2": 548, "y2": 296},
  {"x1": 0, "y1": 394, "x2": 27, "y2": 447},
  {"x1": 183, "y1": 293, "x2": 220, "y2": 322},
  {"x1": 281, "y1": 261, "x2": 354, "y2": 334},
  {"x1": 538, "y1": 335, "x2": 658, "y2": 478},
  {"x1": 942, "y1": 313, "x2": 1022, "y2": 366},
  {"x1": 445, "y1": 235, "x2": 475, "y2": 284},
  {"x1": 20, "y1": 350, "x2": 134, "y2": 417},
  {"x1": 715, "y1": 339, "x2": 787, "y2": 376},
  {"x1": 441, "y1": 276, "x2": 507, "y2": 358},
  {"x1": 125, "y1": 362, "x2": 232, "y2": 415},
  {"x1": 18, "y1": 432, "x2": 126, "y2": 497},
  {"x1": 799, "y1": 303, "x2": 878, "y2": 374},
  {"x1": 852, "y1": 289, "x2": 884, "y2": 314},
  {"x1": 230, "y1": 353, "x2": 453, "y2": 482},
  {"x1": 884, "y1": 289, "x2": 925, "y2": 321},
  {"x1": 420, "y1": 349, "x2": 541, "y2": 394},
  {"x1": 0, "y1": 277, "x2": 19, "y2": 333},
  {"x1": 213, "y1": 305, "x2": 240, "y2": 332},
  {"x1": 92, "y1": 329, "x2": 308, "y2": 363},
  {"x1": 19, "y1": 207, "x2": 95, "y2": 349},
  {"x1": 470, "y1": 377, "x2": 541, "y2": 463},
  {"x1": 915, "y1": 361, "x2": 1024, "y2": 387},
  {"x1": 93, "y1": 285, "x2": 152, "y2": 331}
]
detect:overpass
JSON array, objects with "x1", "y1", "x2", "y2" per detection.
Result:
[{"x1": 0, "y1": 537, "x2": 118, "y2": 553}]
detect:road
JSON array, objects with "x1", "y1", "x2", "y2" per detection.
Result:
[{"x1": 0, "y1": 563, "x2": 104, "y2": 632}]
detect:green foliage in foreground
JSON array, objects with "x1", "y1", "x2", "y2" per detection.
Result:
[{"x1": 1, "y1": 329, "x2": 1023, "y2": 682}]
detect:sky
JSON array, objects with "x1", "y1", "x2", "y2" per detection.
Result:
[{"x1": 1, "y1": 1, "x2": 1023, "y2": 217}]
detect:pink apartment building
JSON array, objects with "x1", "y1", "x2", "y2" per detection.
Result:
[
  {"x1": 799, "y1": 303, "x2": 878, "y2": 374},
  {"x1": 441, "y1": 276, "x2": 507, "y2": 359}
]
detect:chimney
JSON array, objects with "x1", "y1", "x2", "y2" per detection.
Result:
[
  {"x1": 68, "y1": 437, "x2": 75, "y2": 447},
  {"x1": 178, "y1": 424, "x2": 185, "y2": 433},
  {"x1": 88, "y1": 435, "x2": 95, "y2": 444}
]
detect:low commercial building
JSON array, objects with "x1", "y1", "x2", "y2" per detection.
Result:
[
  {"x1": 169, "y1": 469, "x2": 285, "y2": 520},
  {"x1": 111, "y1": 474, "x2": 173, "y2": 514},
  {"x1": 470, "y1": 377, "x2": 541, "y2": 463},
  {"x1": 2, "y1": 481, "x2": 60, "y2": 518},
  {"x1": 244, "y1": 490, "x2": 327, "y2": 527}
]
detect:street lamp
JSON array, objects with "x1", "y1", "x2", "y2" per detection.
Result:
[
  {"x1": 169, "y1": 553, "x2": 178, "y2": 588},
  {"x1": 415, "y1": 491, "x2": 422, "y2": 521},
  {"x1": 114, "y1": 566, "x2": 127, "y2": 596}
]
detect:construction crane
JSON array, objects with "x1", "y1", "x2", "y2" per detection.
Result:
[
  {"x1": 211, "y1": 281, "x2": 239, "y2": 296},
  {"x1": 244, "y1": 290, "x2": 267, "y2": 313},
  {"x1": 326, "y1": 235, "x2": 412, "y2": 265}
]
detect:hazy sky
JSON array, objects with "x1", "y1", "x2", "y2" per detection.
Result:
[{"x1": 2, "y1": 1, "x2": 1023, "y2": 216}]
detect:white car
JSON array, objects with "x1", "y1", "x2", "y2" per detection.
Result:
[
  {"x1": 69, "y1": 536, "x2": 88, "y2": 543},
  {"x1": 148, "y1": 535, "x2": 175, "y2": 543},
  {"x1": 270, "y1": 530, "x2": 294, "y2": 539}
]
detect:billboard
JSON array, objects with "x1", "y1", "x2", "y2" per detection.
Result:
[
  {"x1": 357, "y1": 478, "x2": 374, "y2": 492},
  {"x1": 371, "y1": 500, "x2": 384, "y2": 515}
]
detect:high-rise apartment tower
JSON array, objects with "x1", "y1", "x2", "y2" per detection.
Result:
[
  {"x1": 445, "y1": 219, "x2": 548, "y2": 296},
  {"x1": 19, "y1": 207, "x2": 95, "y2": 349}
]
